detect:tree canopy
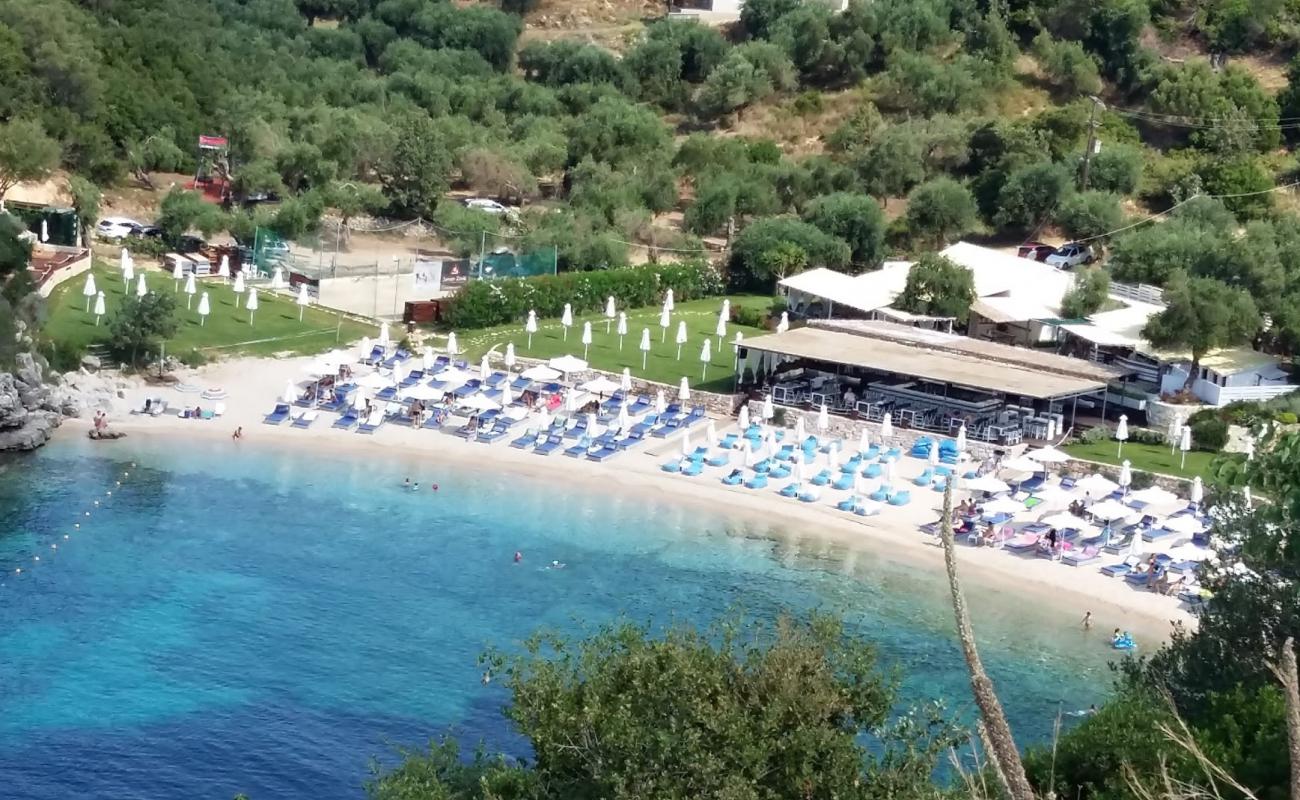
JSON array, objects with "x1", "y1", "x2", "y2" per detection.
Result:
[{"x1": 894, "y1": 254, "x2": 975, "y2": 323}]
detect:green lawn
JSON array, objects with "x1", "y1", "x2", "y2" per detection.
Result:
[
  {"x1": 1063, "y1": 440, "x2": 1220, "y2": 480},
  {"x1": 458, "y1": 295, "x2": 772, "y2": 393},
  {"x1": 46, "y1": 264, "x2": 372, "y2": 360}
]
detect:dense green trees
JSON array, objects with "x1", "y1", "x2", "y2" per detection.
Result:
[
  {"x1": 1059, "y1": 266, "x2": 1110, "y2": 318},
  {"x1": 894, "y1": 254, "x2": 976, "y2": 322},
  {"x1": 801, "y1": 193, "x2": 886, "y2": 269},
  {"x1": 0, "y1": 120, "x2": 60, "y2": 206},
  {"x1": 903, "y1": 178, "x2": 979, "y2": 246},
  {"x1": 1143, "y1": 274, "x2": 1260, "y2": 390}
]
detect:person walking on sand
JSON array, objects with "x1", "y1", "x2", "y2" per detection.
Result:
[{"x1": 232, "y1": 426, "x2": 243, "y2": 440}]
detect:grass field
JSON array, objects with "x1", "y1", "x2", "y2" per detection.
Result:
[
  {"x1": 46, "y1": 264, "x2": 373, "y2": 360},
  {"x1": 1063, "y1": 440, "x2": 1220, "y2": 480},
  {"x1": 458, "y1": 295, "x2": 773, "y2": 393}
]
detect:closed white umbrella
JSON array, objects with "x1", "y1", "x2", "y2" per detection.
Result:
[
  {"x1": 678, "y1": 376, "x2": 690, "y2": 402},
  {"x1": 1168, "y1": 415, "x2": 1181, "y2": 454},
  {"x1": 358, "y1": 337, "x2": 373, "y2": 361},
  {"x1": 246, "y1": 287, "x2": 259, "y2": 325},
  {"x1": 232, "y1": 271, "x2": 246, "y2": 308},
  {"x1": 120, "y1": 247, "x2": 130, "y2": 273},
  {"x1": 743, "y1": 439, "x2": 755, "y2": 466},
  {"x1": 196, "y1": 291, "x2": 210, "y2": 326},
  {"x1": 1179, "y1": 424, "x2": 1192, "y2": 470},
  {"x1": 560, "y1": 303, "x2": 573, "y2": 340},
  {"x1": 282, "y1": 379, "x2": 297, "y2": 403},
  {"x1": 880, "y1": 412, "x2": 893, "y2": 440},
  {"x1": 581, "y1": 321, "x2": 593, "y2": 360},
  {"x1": 617, "y1": 403, "x2": 630, "y2": 431},
  {"x1": 792, "y1": 454, "x2": 806, "y2": 485},
  {"x1": 675, "y1": 320, "x2": 688, "y2": 360},
  {"x1": 733, "y1": 331, "x2": 745, "y2": 373},
  {"x1": 216, "y1": 254, "x2": 230, "y2": 283},
  {"x1": 776, "y1": 311, "x2": 789, "y2": 334},
  {"x1": 928, "y1": 444, "x2": 939, "y2": 468},
  {"x1": 665, "y1": 288, "x2": 675, "y2": 312},
  {"x1": 817, "y1": 403, "x2": 829, "y2": 432},
  {"x1": 616, "y1": 311, "x2": 628, "y2": 350},
  {"x1": 1115, "y1": 414, "x2": 1129, "y2": 459},
  {"x1": 826, "y1": 444, "x2": 840, "y2": 470},
  {"x1": 501, "y1": 381, "x2": 514, "y2": 406},
  {"x1": 956, "y1": 424, "x2": 967, "y2": 455},
  {"x1": 135, "y1": 272, "x2": 148, "y2": 298},
  {"x1": 352, "y1": 388, "x2": 368, "y2": 410},
  {"x1": 681, "y1": 429, "x2": 693, "y2": 457},
  {"x1": 525, "y1": 309, "x2": 538, "y2": 348},
  {"x1": 700, "y1": 338, "x2": 712, "y2": 380},
  {"x1": 1190, "y1": 476, "x2": 1204, "y2": 505},
  {"x1": 479, "y1": 355, "x2": 491, "y2": 380},
  {"x1": 171, "y1": 258, "x2": 182, "y2": 289},
  {"x1": 82, "y1": 273, "x2": 97, "y2": 312},
  {"x1": 446, "y1": 332, "x2": 459, "y2": 356},
  {"x1": 505, "y1": 342, "x2": 516, "y2": 370},
  {"x1": 39, "y1": 218, "x2": 47, "y2": 242},
  {"x1": 639, "y1": 327, "x2": 652, "y2": 370},
  {"x1": 706, "y1": 420, "x2": 717, "y2": 447},
  {"x1": 794, "y1": 416, "x2": 806, "y2": 443},
  {"x1": 270, "y1": 266, "x2": 285, "y2": 290},
  {"x1": 1127, "y1": 530, "x2": 1144, "y2": 559},
  {"x1": 295, "y1": 283, "x2": 311, "y2": 320},
  {"x1": 884, "y1": 458, "x2": 897, "y2": 485},
  {"x1": 421, "y1": 347, "x2": 434, "y2": 371},
  {"x1": 184, "y1": 273, "x2": 197, "y2": 310},
  {"x1": 379, "y1": 321, "x2": 391, "y2": 349},
  {"x1": 604, "y1": 296, "x2": 616, "y2": 333},
  {"x1": 122, "y1": 256, "x2": 134, "y2": 284},
  {"x1": 761, "y1": 394, "x2": 774, "y2": 421},
  {"x1": 1118, "y1": 459, "x2": 1132, "y2": 490},
  {"x1": 92, "y1": 291, "x2": 105, "y2": 325},
  {"x1": 659, "y1": 304, "x2": 671, "y2": 342},
  {"x1": 715, "y1": 312, "x2": 727, "y2": 340},
  {"x1": 857, "y1": 427, "x2": 869, "y2": 453},
  {"x1": 738, "y1": 405, "x2": 750, "y2": 430},
  {"x1": 721, "y1": 298, "x2": 731, "y2": 318},
  {"x1": 655, "y1": 389, "x2": 667, "y2": 414}
]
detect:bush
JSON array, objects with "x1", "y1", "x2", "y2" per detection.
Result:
[
  {"x1": 444, "y1": 259, "x2": 724, "y2": 329},
  {"x1": 1128, "y1": 470, "x2": 1156, "y2": 491},
  {"x1": 39, "y1": 338, "x2": 85, "y2": 373},
  {"x1": 1190, "y1": 417, "x2": 1229, "y2": 451},
  {"x1": 1079, "y1": 426, "x2": 1109, "y2": 444},
  {"x1": 178, "y1": 348, "x2": 209, "y2": 368},
  {"x1": 733, "y1": 305, "x2": 767, "y2": 329},
  {"x1": 1278, "y1": 412, "x2": 1298, "y2": 425}
]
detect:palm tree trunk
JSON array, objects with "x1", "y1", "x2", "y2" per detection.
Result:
[
  {"x1": 939, "y1": 482, "x2": 1036, "y2": 800},
  {"x1": 1272, "y1": 637, "x2": 1300, "y2": 800}
]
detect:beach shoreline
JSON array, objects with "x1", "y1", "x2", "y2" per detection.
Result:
[{"x1": 59, "y1": 354, "x2": 1196, "y2": 644}]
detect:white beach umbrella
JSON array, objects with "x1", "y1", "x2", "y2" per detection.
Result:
[
  {"x1": 1039, "y1": 511, "x2": 1092, "y2": 530},
  {"x1": 548, "y1": 354, "x2": 588, "y2": 374},
  {"x1": 403, "y1": 384, "x2": 442, "y2": 401},
  {"x1": 885, "y1": 458, "x2": 897, "y2": 485},
  {"x1": 681, "y1": 428, "x2": 693, "y2": 457},
  {"x1": 700, "y1": 338, "x2": 712, "y2": 380},
  {"x1": 826, "y1": 444, "x2": 840, "y2": 470},
  {"x1": 1190, "y1": 476, "x2": 1204, "y2": 505},
  {"x1": 776, "y1": 311, "x2": 789, "y2": 334},
  {"x1": 521, "y1": 364, "x2": 560, "y2": 382},
  {"x1": 928, "y1": 444, "x2": 940, "y2": 468},
  {"x1": 560, "y1": 303, "x2": 573, "y2": 340},
  {"x1": 1163, "y1": 515, "x2": 1204, "y2": 535},
  {"x1": 665, "y1": 288, "x2": 675, "y2": 312},
  {"x1": 581, "y1": 321, "x2": 593, "y2": 359},
  {"x1": 733, "y1": 331, "x2": 745, "y2": 373},
  {"x1": 1127, "y1": 530, "x2": 1144, "y2": 559},
  {"x1": 505, "y1": 342, "x2": 516, "y2": 370},
  {"x1": 1115, "y1": 414, "x2": 1130, "y2": 459},
  {"x1": 742, "y1": 439, "x2": 755, "y2": 466},
  {"x1": 120, "y1": 247, "x2": 130, "y2": 273},
  {"x1": 357, "y1": 336, "x2": 373, "y2": 360},
  {"x1": 1025, "y1": 445, "x2": 1070, "y2": 463},
  {"x1": 378, "y1": 321, "x2": 391, "y2": 349},
  {"x1": 92, "y1": 291, "x2": 105, "y2": 326},
  {"x1": 247, "y1": 288, "x2": 260, "y2": 325},
  {"x1": 857, "y1": 428, "x2": 870, "y2": 453},
  {"x1": 420, "y1": 347, "x2": 434, "y2": 372},
  {"x1": 282, "y1": 379, "x2": 297, "y2": 403},
  {"x1": 171, "y1": 257, "x2": 183, "y2": 288},
  {"x1": 1130, "y1": 486, "x2": 1181, "y2": 507},
  {"x1": 525, "y1": 309, "x2": 538, "y2": 348},
  {"x1": 616, "y1": 311, "x2": 628, "y2": 350},
  {"x1": 183, "y1": 273, "x2": 197, "y2": 310},
  {"x1": 135, "y1": 272, "x2": 148, "y2": 298},
  {"x1": 1117, "y1": 460, "x2": 1132, "y2": 490},
  {"x1": 38, "y1": 218, "x2": 47, "y2": 243},
  {"x1": 706, "y1": 420, "x2": 718, "y2": 447},
  {"x1": 1089, "y1": 499, "x2": 1133, "y2": 521},
  {"x1": 1179, "y1": 424, "x2": 1192, "y2": 470},
  {"x1": 817, "y1": 403, "x2": 829, "y2": 432},
  {"x1": 614, "y1": 402, "x2": 630, "y2": 431},
  {"x1": 965, "y1": 475, "x2": 1010, "y2": 494},
  {"x1": 721, "y1": 298, "x2": 731, "y2": 318},
  {"x1": 122, "y1": 256, "x2": 134, "y2": 284},
  {"x1": 794, "y1": 416, "x2": 806, "y2": 443},
  {"x1": 675, "y1": 320, "x2": 688, "y2": 360},
  {"x1": 639, "y1": 327, "x2": 652, "y2": 369},
  {"x1": 1244, "y1": 485, "x2": 1253, "y2": 507},
  {"x1": 479, "y1": 355, "x2": 491, "y2": 380},
  {"x1": 1001, "y1": 455, "x2": 1041, "y2": 474},
  {"x1": 1168, "y1": 415, "x2": 1182, "y2": 454},
  {"x1": 217, "y1": 254, "x2": 230, "y2": 283},
  {"x1": 232, "y1": 271, "x2": 246, "y2": 308},
  {"x1": 295, "y1": 283, "x2": 311, "y2": 320},
  {"x1": 352, "y1": 388, "x2": 368, "y2": 410},
  {"x1": 446, "y1": 332, "x2": 459, "y2": 356},
  {"x1": 655, "y1": 389, "x2": 667, "y2": 415},
  {"x1": 620, "y1": 367, "x2": 632, "y2": 393},
  {"x1": 659, "y1": 304, "x2": 671, "y2": 342},
  {"x1": 580, "y1": 376, "x2": 620, "y2": 395},
  {"x1": 793, "y1": 454, "x2": 807, "y2": 485},
  {"x1": 880, "y1": 412, "x2": 893, "y2": 440},
  {"x1": 715, "y1": 313, "x2": 727, "y2": 340},
  {"x1": 678, "y1": 376, "x2": 690, "y2": 402},
  {"x1": 761, "y1": 394, "x2": 774, "y2": 421},
  {"x1": 738, "y1": 405, "x2": 750, "y2": 431},
  {"x1": 501, "y1": 381, "x2": 514, "y2": 406},
  {"x1": 1077, "y1": 473, "x2": 1118, "y2": 497},
  {"x1": 270, "y1": 266, "x2": 285, "y2": 290},
  {"x1": 196, "y1": 291, "x2": 210, "y2": 326},
  {"x1": 82, "y1": 273, "x2": 97, "y2": 312},
  {"x1": 982, "y1": 495, "x2": 1025, "y2": 516},
  {"x1": 956, "y1": 424, "x2": 967, "y2": 454},
  {"x1": 604, "y1": 296, "x2": 616, "y2": 333}
]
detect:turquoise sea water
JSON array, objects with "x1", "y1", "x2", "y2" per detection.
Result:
[{"x1": 0, "y1": 437, "x2": 1111, "y2": 799}]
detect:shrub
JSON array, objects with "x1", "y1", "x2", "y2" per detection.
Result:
[
  {"x1": 178, "y1": 348, "x2": 209, "y2": 368},
  {"x1": 1190, "y1": 417, "x2": 1229, "y2": 451},
  {"x1": 38, "y1": 338, "x2": 85, "y2": 373},
  {"x1": 1128, "y1": 470, "x2": 1156, "y2": 491},
  {"x1": 1078, "y1": 426, "x2": 1109, "y2": 444},
  {"x1": 733, "y1": 305, "x2": 767, "y2": 329},
  {"x1": 1277, "y1": 411, "x2": 1298, "y2": 425},
  {"x1": 443, "y1": 259, "x2": 724, "y2": 329}
]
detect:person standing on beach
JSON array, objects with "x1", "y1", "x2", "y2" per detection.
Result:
[{"x1": 232, "y1": 427, "x2": 242, "y2": 440}]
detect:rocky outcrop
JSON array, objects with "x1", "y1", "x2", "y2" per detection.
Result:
[{"x1": 0, "y1": 352, "x2": 125, "y2": 452}]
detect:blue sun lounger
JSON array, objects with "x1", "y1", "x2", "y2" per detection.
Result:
[
  {"x1": 374, "y1": 386, "x2": 398, "y2": 403},
  {"x1": 421, "y1": 411, "x2": 447, "y2": 430},
  {"x1": 453, "y1": 379, "x2": 482, "y2": 398},
  {"x1": 779, "y1": 482, "x2": 800, "y2": 498},
  {"x1": 706, "y1": 451, "x2": 731, "y2": 468},
  {"x1": 744, "y1": 473, "x2": 769, "y2": 490},
  {"x1": 810, "y1": 469, "x2": 833, "y2": 486},
  {"x1": 380, "y1": 349, "x2": 411, "y2": 369},
  {"x1": 721, "y1": 469, "x2": 744, "y2": 485},
  {"x1": 769, "y1": 463, "x2": 791, "y2": 479},
  {"x1": 587, "y1": 443, "x2": 620, "y2": 462},
  {"x1": 511, "y1": 430, "x2": 540, "y2": 449},
  {"x1": 626, "y1": 395, "x2": 652, "y2": 416},
  {"x1": 565, "y1": 436, "x2": 592, "y2": 458},
  {"x1": 564, "y1": 417, "x2": 589, "y2": 440},
  {"x1": 357, "y1": 415, "x2": 383, "y2": 434},
  {"x1": 534, "y1": 434, "x2": 564, "y2": 455},
  {"x1": 333, "y1": 409, "x2": 359, "y2": 430},
  {"x1": 509, "y1": 375, "x2": 532, "y2": 392},
  {"x1": 263, "y1": 403, "x2": 291, "y2": 425},
  {"x1": 485, "y1": 371, "x2": 509, "y2": 388},
  {"x1": 832, "y1": 473, "x2": 855, "y2": 491},
  {"x1": 291, "y1": 410, "x2": 318, "y2": 429}
]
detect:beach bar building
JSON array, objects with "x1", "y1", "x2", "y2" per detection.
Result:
[{"x1": 739, "y1": 320, "x2": 1121, "y2": 446}]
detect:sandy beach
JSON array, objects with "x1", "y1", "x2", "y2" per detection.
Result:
[{"x1": 68, "y1": 352, "x2": 1196, "y2": 643}]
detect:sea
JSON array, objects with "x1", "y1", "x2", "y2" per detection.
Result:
[{"x1": 0, "y1": 437, "x2": 1112, "y2": 799}]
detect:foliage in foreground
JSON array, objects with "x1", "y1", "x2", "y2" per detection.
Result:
[{"x1": 369, "y1": 615, "x2": 963, "y2": 800}]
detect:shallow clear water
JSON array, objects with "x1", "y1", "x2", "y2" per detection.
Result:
[{"x1": 0, "y1": 438, "x2": 1111, "y2": 799}]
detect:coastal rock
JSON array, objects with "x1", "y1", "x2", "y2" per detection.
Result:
[
  {"x1": 0, "y1": 370, "x2": 60, "y2": 451},
  {"x1": 0, "y1": 409, "x2": 59, "y2": 451},
  {"x1": 14, "y1": 352, "x2": 43, "y2": 389},
  {"x1": 81, "y1": 354, "x2": 101, "y2": 371}
]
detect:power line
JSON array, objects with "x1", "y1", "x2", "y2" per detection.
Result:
[
  {"x1": 1109, "y1": 107, "x2": 1300, "y2": 132},
  {"x1": 342, "y1": 216, "x2": 710, "y2": 255},
  {"x1": 1069, "y1": 180, "x2": 1300, "y2": 244}
]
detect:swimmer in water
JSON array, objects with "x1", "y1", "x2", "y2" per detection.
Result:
[
  {"x1": 548, "y1": 560, "x2": 566, "y2": 569},
  {"x1": 481, "y1": 671, "x2": 491, "y2": 685},
  {"x1": 1081, "y1": 611, "x2": 1092, "y2": 630},
  {"x1": 514, "y1": 551, "x2": 522, "y2": 563},
  {"x1": 431, "y1": 483, "x2": 439, "y2": 492},
  {"x1": 403, "y1": 478, "x2": 412, "y2": 489}
]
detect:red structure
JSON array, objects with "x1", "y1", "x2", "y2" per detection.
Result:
[{"x1": 187, "y1": 134, "x2": 230, "y2": 202}]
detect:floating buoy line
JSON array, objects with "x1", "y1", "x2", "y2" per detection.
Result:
[{"x1": 2, "y1": 461, "x2": 137, "y2": 586}]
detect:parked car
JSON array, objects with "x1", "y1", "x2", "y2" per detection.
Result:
[
  {"x1": 461, "y1": 197, "x2": 512, "y2": 216},
  {"x1": 1045, "y1": 242, "x2": 1096, "y2": 269},
  {"x1": 1016, "y1": 241, "x2": 1057, "y2": 262},
  {"x1": 131, "y1": 224, "x2": 164, "y2": 239},
  {"x1": 96, "y1": 216, "x2": 142, "y2": 241}
]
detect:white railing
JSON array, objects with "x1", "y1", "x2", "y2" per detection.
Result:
[
  {"x1": 1202, "y1": 382, "x2": 1299, "y2": 406},
  {"x1": 1109, "y1": 281, "x2": 1164, "y2": 306}
]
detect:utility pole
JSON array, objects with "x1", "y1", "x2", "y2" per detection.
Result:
[{"x1": 1079, "y1": 95, "x2": 1105, "y2": 191}]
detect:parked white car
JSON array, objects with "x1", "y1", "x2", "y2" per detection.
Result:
[
  {"x1": 96, "y1": 217, "x2": 142, "y2": 241},
  {"x1": 1045, "y1": 242, "x2": 1095, "y2": 269},
  {"x1": 461, "y1": 198, "x2": 513, "y2": 216}
]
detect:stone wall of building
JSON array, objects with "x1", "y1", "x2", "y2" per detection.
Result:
[{"x1": 1146, "y1": 396, "x2": 1204, "y2": 443}]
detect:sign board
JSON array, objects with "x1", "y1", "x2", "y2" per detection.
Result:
[{"x1": 412, "y1": 258, "x2": 441, "y2": 293}]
